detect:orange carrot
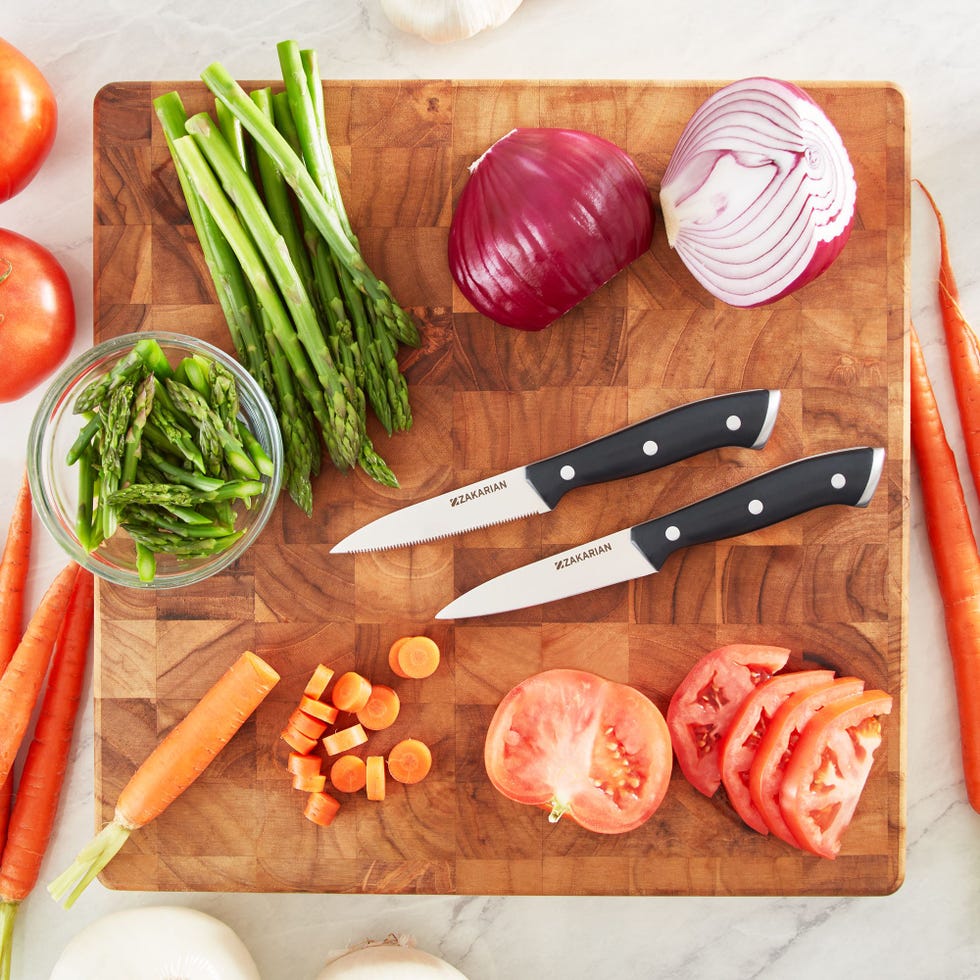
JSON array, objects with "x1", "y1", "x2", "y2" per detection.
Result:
[
  {"x1": 365, "y1": 755, "x2": 386, "y2": 801},
  {"x1": 356, "y1": 684, "x2": 400, "y2": 731},
  {"x1": 281, "y1": 725, "x2": 318, "y2": 755},
  {"x1": 299, "y1": 695, "x2": 338, "y2": 725},
  {"x1": 910, "y1": 325, "x2": 980, "y2": 811},
  {"x1": 303, "y1": 790, "x2": 340, "y2": 827},
  {"x1": 0, "y1": 570, "x2": 93, "y2": 979},
  {"x1": 0, "y1": 472, "x2": 32, "y2": 673},
  {"x1": 286, "y1": 752, "x2": 322, "y2": 778},
  {"x1": 916, "y1": 181, "x2": 980, "y2": 500},
  {"x1": 0, "y1": 562, "x2": 79, "y2": 789},
  {"x1": 329, "y1": 754, "x2": 367, "y2": 793},
  {"x1": 48, "y1": 650, "x2": 280, "y2": 907},
  {"x1": 303, "y1": 664, "x2": 334, "y2": 699},
  {"x1": 393, "y1": 636, "x2": 440, "y2": 679},
  {"x1": 387, "y1": 738, "x2": 432, "y2": 785},
  {"x1": 286, "y1": 708, "x2": 328, "y2": 741},
  {"x1": 322, "y1": 723, "x2": 367, "y2": 756},
  {"x1": 388, "y1": 636, "x2": 412, "y2": 678},
  {"x1": 331, "y1": 671, "x2": 373, "y2": 713},
  {"x1": 292, "y1": 771, "x2": 327, "y2": 793}
]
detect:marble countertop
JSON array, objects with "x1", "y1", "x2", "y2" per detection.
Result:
[{"x1": 1, "y1": 1, "x2": 978, "y2": 977}]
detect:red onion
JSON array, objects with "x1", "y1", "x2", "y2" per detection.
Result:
[
  {"x1": 659, "y1": 77, "x2": 857, "y2": 308},
  {"x1": 448, "y1": 127, "x2": 655, "y2": 331}
]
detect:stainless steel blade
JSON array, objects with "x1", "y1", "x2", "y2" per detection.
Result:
[
  {"x1": 434, "y1": 529, "x2": 655, "y2": 619},
  {"x1": 330, "y1": 466, "x2": 550, "y2": 553}
]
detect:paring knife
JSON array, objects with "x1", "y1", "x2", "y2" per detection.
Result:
[
  {"x1": 331, "y1": 388, "x2": 781, "y2": 553},
  {"x1": 435, "y1": 446, "x2": 885, "y2": 620}
]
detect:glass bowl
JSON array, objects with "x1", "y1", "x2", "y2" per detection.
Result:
[{"x1": 28, "y1": 331, "x2": 283, "y2": 589}]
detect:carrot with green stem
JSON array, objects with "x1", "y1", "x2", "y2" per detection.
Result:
[
  {"x1": 0, "y1": 562, "x2": 79, "y2": 790},
  {"x1": 0, "y1": 570, "x2": 94, "y2": 980},
  {"x1": 910, "y1": 325, "x2": 980, "y2": 812},
  {"x1": 48, "y1": 650, "x2": 280, "y2": 908},
  {"x1": 915, "y1": 180, "x2": 980, "y2": 501}
]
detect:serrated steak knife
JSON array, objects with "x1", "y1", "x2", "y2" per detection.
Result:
[
  {"x1": 331, "y1": 388, "x2": 781, "y2": 553},
  {"x1": 435, "y1": 446, "x2": 885, "y2": 620}
]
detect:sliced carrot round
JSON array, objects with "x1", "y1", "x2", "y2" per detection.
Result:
[
  {"x1": 292, "y1": 771, "x2": 327, "y2": 793},
  {"x1": 322, "y1": 723, "x2": 368, "y2": 756},
  {"x1": 304, "y1": 791, "x2": 341, "y2": 826},
  {"x1": 303, "y1": 664, "x2": 335, "y2": 699},
  {"x1": 288, "y1": 708, "x2": 328, "y2": 741},
  {"x1": 299, "y1": 695, "x2": 339, "y2": 725},
  {"x1": 331, "y1": 671, "x2": 373, "y2": 713},
  {"x1": 281, "y1": 725, "x2": 317, "y2": 755},
  {"x1": 395, "y1": 636, "x2": 440, "y2": 679},
  {"x1": 387, "y1": 738, "x2": 432, "y2": 784},
  {"x1": 330, "y1": 754, "x2": 367, "y2": 793},
  {"x1": 388, "y1": 636, "x2": 412, "y2": 678},
  {"x1": 366, "y1": 755, "x2": 386, "y2": 801},
  {"x1": 286, "y1": 752, "x2": 322, "y2": 778},
  {"x1": 356, "y1": 684, "x2": 401, "y2": 731}
]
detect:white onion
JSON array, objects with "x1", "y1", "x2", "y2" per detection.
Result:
[
  {"x1": 659, "y1": 77, "x2": 857, "y2": 308},
  {"x1": 49, "y1": 905, "x2": 260, "y2": 980},
  {"x1": 316, "y1": 934, "x2": 469, "y2": 978}
]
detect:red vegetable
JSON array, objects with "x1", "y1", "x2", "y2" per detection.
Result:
[
  {"x1": 659, "y1": 77, "x2": 856, "y2": 308},
  {"x1": 666, "y1": 644, "x2": 790, "y2": 797},
  {"x1": 484, "y1": 668, "x2": 672, "y2": 834},
  {"x1": 0, "y1": 228, "x2": 76, "y2": 402},
  {"x1": 778, "y1": 689, "x2": 892, "y2": 859},
  {"x1": 0, "y1": 39, "x2": 57, "y2": 203},
  {"x1": 449, "y1": 127, "x2": 654, "y2": 331}
]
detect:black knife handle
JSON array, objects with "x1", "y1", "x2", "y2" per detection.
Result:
[
  {"x1": 524, "y1": 388, "x2": 780, "y2": 510},
  {"x1": 630, "y1": 447, "x2": 885, "y2": 569}
]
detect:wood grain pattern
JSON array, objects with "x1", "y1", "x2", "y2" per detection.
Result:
[{"x1": 92, "y1": 79, "x2": 908, "y2": 896}]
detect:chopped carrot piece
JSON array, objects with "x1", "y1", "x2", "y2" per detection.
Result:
[
  {"x1": 299, "y1": 695, "x2": 339, "y2": 725},
  {"x1": 329, "y1": 754, "x2": 367, "y2": 793},
  {"x1": 303, "y1": 664, "x2": 335, "y2": 699},
  {"x1": 394, "y1": 636, "x2": 440, "y2": 679},
  {"x1": 292, "y1": 772, "x2": 327, "y2": 793},
  {"x1": 356, "y1": 684, "x2": 401, "y2": 731},
  {"x1": 286, "y1": 752, "x2": 322, "y2": 778},
  {"x1": 366, "y1": 756, "x2": 386, "y2": 801},
  {"x1": 322, "y1": 723, "x2": 368, "y2": 756},
  {"x1": 388, "y1": 637, "x2": 412, "y2": 678},
  {"x1": 303, "y1": 791, "x2": 341, "y2": 827},
  {"x1": 331, "y1": 671, "x2": 373, "y2": 713},
  {"x1": 287, "y1": 708, "x2": 328, "y2": 741},
  {"x1": 387, "y1": 738, "x2": 432, "y2": 784},
  {"x1": 281, "y1": 725, "x2": 317, "y2": 755}
]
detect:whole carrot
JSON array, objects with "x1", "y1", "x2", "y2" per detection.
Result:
[
  {"x1": 48, "y1": 650, "x2": 280, "y2": 908},
  {"x1": 910, "y1": 325, "x2": 980, "y2": 811},
  {"x1": 0, "y1": 570, "x2": 93, "y2": 980},
  {"x1": 0, "y1": 562, "x2": 79, "y2": 789},
  {"x1": 915, "y1": 180, "x2": 980, "y2": 502}
]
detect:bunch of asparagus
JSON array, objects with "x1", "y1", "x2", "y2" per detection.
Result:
[
  {"x1": 153, "y1": 40, "x2": 419, "y2": 516},
  {"x1": 68, "y1": 337, "x2": 274, "y2": 582}
]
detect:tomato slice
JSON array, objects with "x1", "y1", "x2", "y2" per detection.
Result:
[
  {"x1": 484, "y1": 669, "x2": 673, "y2": 834},
  {"x1": 778, "y1": 689, "x2": 893, "y2": 859},
  {"x1": 719, "y1": 669, "x2": 835, "y2": 834},
  {"x1": 749, "y1": 676, "x2": 865, "y2": 846},
  {"x1": 666, "y1": 644, "x2": 790, "y2": 796}
]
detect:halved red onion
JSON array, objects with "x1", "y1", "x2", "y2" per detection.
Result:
[
  {"x1": 449, "y1": 127, "x2": 655, "y2": 331},
  {"x1": 659, "y1": 77, "x2": 857, "y2": 308}
]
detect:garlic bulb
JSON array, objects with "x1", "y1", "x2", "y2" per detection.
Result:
[{"x1": 381, "y1": 0, "x2": 524, "y2": 43}]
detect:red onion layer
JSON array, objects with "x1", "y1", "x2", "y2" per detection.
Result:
[
  {"x1": 659, "y1": 77, "x2": 857, "y2": 308},
  {"x1": 449, "y1": 127, "x2": 655, "y2": 331}
]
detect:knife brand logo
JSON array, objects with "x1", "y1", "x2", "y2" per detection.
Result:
[
  {"x1": 555, "y1": 541, "x2": 614, "y2": 570},
  {"x1": 450, "y1": 479, "x2": 507, "y2": 507}
]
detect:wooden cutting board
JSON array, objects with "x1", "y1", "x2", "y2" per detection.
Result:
[{"x1": 92, "y1": 78, "x2": 908, "y2": 896}]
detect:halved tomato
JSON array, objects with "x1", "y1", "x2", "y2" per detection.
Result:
[
  {"x1": 719, "y1": 669, "x2": 835, "y2": 834},
  {"x1": 484, "y1": 669, "x2": 672, "y2": 834},
  {"x1": 749, "y1": 676, "x2": 865, "y2": 846},
  {"x1": 666, "y1": 644, "x2": 790, "y2": 796},
  {"x1": 778, "y1": 689, "x2": 892, "y2": 859}
]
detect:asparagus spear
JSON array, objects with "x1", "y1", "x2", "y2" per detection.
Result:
[{"x1": 108, "y1": 480, "x2": 264, "y2": 508}]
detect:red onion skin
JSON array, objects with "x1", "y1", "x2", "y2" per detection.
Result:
[
  {"x1": 659, "y1": 77, "x2": 856, "y2": 309},
  {"x1": 449, "y1": 128, "x2": 655, "y2": 331}
]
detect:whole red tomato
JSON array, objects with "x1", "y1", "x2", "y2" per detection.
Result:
[
  {"x1": 0, "y1": 38, "x2": 57, "y2": 202},
  {"x1": 0, "y1": 229, "x2": 75, "y2": 402}
]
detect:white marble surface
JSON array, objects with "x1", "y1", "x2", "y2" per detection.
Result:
[{"x1": 1, "y1": 1, "x2": 979, "y2": 977}]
